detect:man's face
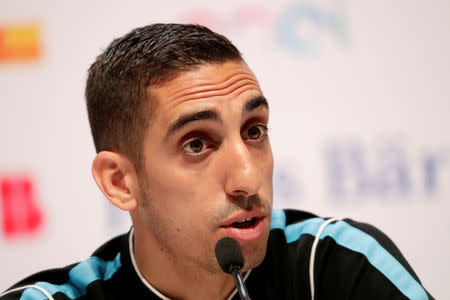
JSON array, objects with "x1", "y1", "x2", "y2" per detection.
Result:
[{"x1": 137, "y1": 61, "x2": 273, "y2": 274}]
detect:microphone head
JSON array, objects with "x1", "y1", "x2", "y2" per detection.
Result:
[{"x1": 215, "y1": 237, "x2": 244, "y2": 274}]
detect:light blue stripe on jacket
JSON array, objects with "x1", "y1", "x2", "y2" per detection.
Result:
[{"x1": 270, "y1": 209, "x2": 428, "y2": 300}]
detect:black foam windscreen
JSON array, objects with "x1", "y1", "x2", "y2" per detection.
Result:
[{"x1": 215, "y1": 237, "x2": 244, "y2": 274}]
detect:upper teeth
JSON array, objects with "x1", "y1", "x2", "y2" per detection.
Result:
[{"x1": 236, "y1": 218, "x2": 253, "y2": 223}]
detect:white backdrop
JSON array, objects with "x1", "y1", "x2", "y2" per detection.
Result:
[{"x1": 1, "y1": 1, "x2": 449, "y2": 298}]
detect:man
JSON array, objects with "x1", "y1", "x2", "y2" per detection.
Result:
[{"x1": 0, "y1": 24, "x2": 433, "y2": 300}]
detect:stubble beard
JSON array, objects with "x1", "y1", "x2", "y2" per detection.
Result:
[{"x1": 137, "y1": 180, "x2": 272, "y2": 276}]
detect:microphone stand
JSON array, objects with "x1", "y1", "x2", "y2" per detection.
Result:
[{"x1": 229, "y1": 265, "x2": 251, "y2": 300}]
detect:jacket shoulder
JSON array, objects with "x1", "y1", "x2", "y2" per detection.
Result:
[{"x1": 0, "y1": 233, "x2": 128, "y2": 300}]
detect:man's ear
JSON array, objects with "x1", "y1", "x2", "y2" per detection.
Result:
[{"x1": 92, "y1": 151, "x2": 139, "y2": 211}]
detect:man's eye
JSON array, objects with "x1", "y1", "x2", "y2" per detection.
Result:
[
  {"x1": 183, "y1": 138, "x2": 206, "y2": 155},
  {"x1": 244, "y1": 125, "x2": 267, "y2": 141}
]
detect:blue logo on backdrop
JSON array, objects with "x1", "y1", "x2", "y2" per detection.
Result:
[
  {"x1": 179, "y1": 1, "x2": 349, "y2": 58},
  {"x1": 325, "y1": 139, "x2": 448, "y2": 202},
  {"x1": 276, "y1": 3, "x2": 348, "y2": 57}
]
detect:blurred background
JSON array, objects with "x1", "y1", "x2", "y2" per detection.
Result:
[{"x1": 0, "y1": 0, "x2": 449, "y2": 298}]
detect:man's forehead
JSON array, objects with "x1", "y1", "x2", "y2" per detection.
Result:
[
  {"x1": 150, "y1": 61, "x2": 262, "y2": 105},
  {"x1": 145, "y1": 61, "x2": 268, "y2": 140}
]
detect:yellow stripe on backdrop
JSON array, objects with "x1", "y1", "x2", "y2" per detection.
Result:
[{"x1": 0, "y1": 23, "x2": 41, "y2": 62}]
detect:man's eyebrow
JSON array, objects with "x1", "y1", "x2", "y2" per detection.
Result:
[
  {"x1": 166, "y1": 110, "x2": 221, "y2": 140},
  {"x1": 165, "y1": 96, "x2": 268, "y2": 140},
  {"x1": 243, "y1": 96, "x2": 269, "y2": 114}
]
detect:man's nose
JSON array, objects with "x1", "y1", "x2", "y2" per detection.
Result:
[{"x1": 223, "y1": 139, "x2": 263, "y2": 198}]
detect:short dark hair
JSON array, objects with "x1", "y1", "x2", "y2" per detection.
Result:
[{"x1": 85, "y1": 23, "x2": 243, "y2": 169}]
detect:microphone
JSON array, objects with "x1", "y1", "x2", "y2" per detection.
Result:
[{"x1": 215, "y1": 237, "x2": 251, "y2": 300}]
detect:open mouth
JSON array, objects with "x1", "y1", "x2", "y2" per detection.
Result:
[
  {"x1": 219, "y1": 212, "x2": 267, "y2": 241},
  {"x1": 230, "y1": 217, "x2": 258, "y2": 229}
]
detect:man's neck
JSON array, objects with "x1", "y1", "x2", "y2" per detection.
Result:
[{"x1": 131, "y1": 227, "x2": 237, "y2": 300}]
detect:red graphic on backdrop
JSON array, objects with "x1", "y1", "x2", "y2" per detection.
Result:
[{"x1": 1, "y1": 176, "x2": 43, "y2": 237}]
